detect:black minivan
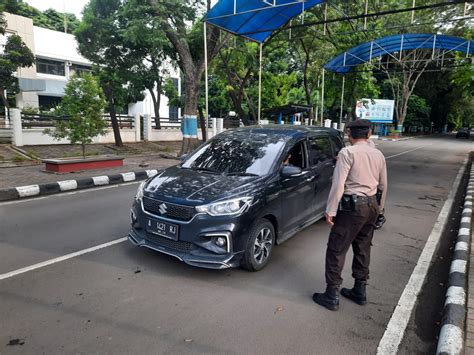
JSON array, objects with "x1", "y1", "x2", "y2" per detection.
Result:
[{"x1": 129, "y1": 126, "x2": 344, "y2": 271}]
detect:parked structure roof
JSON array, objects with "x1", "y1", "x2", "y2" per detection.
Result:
[
  {"x1": 206, "y1": 0, "x2": 324, "y2": 43},
  {"x1": 324, "y1": 34, "x2": 474, "y2": 74}
]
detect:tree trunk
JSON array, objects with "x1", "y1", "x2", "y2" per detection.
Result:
[
  {"x1": 103, "y1": 85, "x2": 123, "y2": 147},
  {"x1": 180, "y1": 79, "x2": 201, "y2": 156},
  {"x1": 81, "y1": 142, "x2": 86, "y2": 159},
  {"x1": 198, "y1": 106, "x2": 207, "y2": 142},
  {"x1": 149, "y1": 88, "x2": 161, "y2": 129},
  {"x1": 228, "y1": 91, "x2": 248, "y2": 125},
  {"x1": 0, "y1": 88, "x2": 10, "y2": 111}
]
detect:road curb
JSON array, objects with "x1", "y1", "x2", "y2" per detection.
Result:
[
  {"x1": 436, "y1": 164, "x2": 473, "y2": 354},
  {"x1": 0, "y1": 169, "x2": 159, "y2": 202},
  {"x1": 377, "y1": 157, "x2": 468, "y2": 355}
]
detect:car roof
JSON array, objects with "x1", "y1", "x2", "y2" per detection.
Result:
[{"x1": 228, "y1": 124, "x2": 342, "y2": 140}]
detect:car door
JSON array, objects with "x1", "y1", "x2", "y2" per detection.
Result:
[
  {"x1": 279, "y1": 139, "x2": 318, "y2": 234},
  {"x1": 308, "y1": 134, "x2": 337, "y2": 214}
]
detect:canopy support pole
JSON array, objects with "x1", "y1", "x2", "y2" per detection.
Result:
[
  {"x1": 258, "y1": 42, "x2": 263, "y2": 125},
  {"x1": 411, "y1": 0, "x2": 416, "y2": 23},
  {"x1": 339, "y1": 76, "x2": 345, "y2": 126},
  {"x1": 321, "y1": 68, "x2": 325, "y2": 126},
  {"x1": 324, "y1": 3, "x2": 328, "y2": 34},
  {"x1": 204, "y1": 22, "x2": 209, "y2": 138},
  {"x1": 364, "y1": 0, "x2": 368, "y2": 29}
]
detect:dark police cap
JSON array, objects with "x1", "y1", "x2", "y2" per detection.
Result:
[{"x1": 347, "y1": 119, "x2": 371, "y2": 129}]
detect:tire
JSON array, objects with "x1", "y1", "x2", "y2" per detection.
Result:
[{"x1": 241, "y1": 219, "x2": 275, "y2": 271}]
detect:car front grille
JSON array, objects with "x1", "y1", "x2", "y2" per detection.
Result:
[
  {"x1": 142, "y1": 196, "x2": 196, "y2": 221},
  {"x1": 145, "y1": 234, "x2": 196, "y2": 253}
]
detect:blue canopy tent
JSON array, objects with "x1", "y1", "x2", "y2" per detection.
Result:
[
  {"x1": 325, "y1": 34, "x2": 473, "y2": 74},
  {"x1": 323, "y1": 34, "x2": 473, "y2": 124},
  {"x1": 206, "y1": 0, "x2": 325, "y2": 43},
  {"x1": 204, "y1": 0, "x2": 326, "y2": 124}
]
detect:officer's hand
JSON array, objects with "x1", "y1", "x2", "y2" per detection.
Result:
[{"x1": 325, "y1": 213, "x2": 334, "y2": 226}]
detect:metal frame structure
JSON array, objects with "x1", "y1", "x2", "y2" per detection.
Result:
[
  {"x1": 204, "y1": 0, "x2": 471, "y2": 128},
  {"x1": 324, "y1": 34, "x2": 473, "y2": 123}
]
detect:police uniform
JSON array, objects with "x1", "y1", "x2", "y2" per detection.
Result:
[{"x1": 313, "y1": 119, "x2": 387, "y2": 311}]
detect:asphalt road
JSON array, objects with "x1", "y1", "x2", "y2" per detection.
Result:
[{"x1": 0, "y1": 135, "x2": 472, "y2": 354}]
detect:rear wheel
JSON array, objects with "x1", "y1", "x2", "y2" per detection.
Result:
[{"x1": 242, "y1": 219, "x2": 275, "y2": 271}]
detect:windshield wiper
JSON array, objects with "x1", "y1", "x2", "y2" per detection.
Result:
[
  {"x1": 226, "y1": 172, "x2": 259, "y2": 177},
  {"x1": 192, "y1": 167, "x2": 220, "y2": 174}
]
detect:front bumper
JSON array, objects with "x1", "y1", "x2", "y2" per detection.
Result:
[
  {"x1": 129, "y1": 200, "x2": 251, "y2": 269},
  {"x1": 128, "y1": 230, "x2": 242, "y2": 269}
]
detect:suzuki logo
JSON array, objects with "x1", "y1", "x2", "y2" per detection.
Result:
[{"x1": 158, "y1": 203, "x2": 168, "y2": 215}]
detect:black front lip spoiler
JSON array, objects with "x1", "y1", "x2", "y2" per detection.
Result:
[{"x1": 128, "y1": 232, "x2": 241, "y2": 270}]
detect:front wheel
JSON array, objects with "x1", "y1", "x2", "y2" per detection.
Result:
[{"x1": 241, "y1": 219, "x2": 275, "y2": 271}]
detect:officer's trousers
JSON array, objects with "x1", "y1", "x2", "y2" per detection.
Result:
[{"x1": 325, "y1": 201, "x2": 379, "y2": 288}]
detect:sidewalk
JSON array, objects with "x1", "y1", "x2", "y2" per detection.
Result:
[
  {"x1": 0, "y1": 142, "x2": 181, "y2": 190},
  {"x1": 0, "y1": 154, "x2": 179, "y2": 190}
]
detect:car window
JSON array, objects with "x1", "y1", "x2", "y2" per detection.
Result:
[
  {"x1": 182, "y1": 132, "x2": 286, "y2": 176},
  {"x1": 308, "y1": 136, "x2": 332, "y2": 166},
  {"x1": 329, "y1": 136, "x2": 343, "y2": 156},
  {"x1": 282, "y1": 141, "x2": 307, "y2": 169}
]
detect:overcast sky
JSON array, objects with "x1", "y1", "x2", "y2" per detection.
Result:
[
  {"x1": 24, "y1": 0, "x2": 219, "y2": 20},
  {"x1": 24, "y1": 0, "x2": 89, "y2": 19}
]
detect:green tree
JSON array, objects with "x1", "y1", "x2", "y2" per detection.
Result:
[
  {"x1": 75, "y1": 0, "x2": 133, "y2": 147},
  {"x1": 46, "y1": 74, "x2": 107, "y2": 158},
  {"x1": 148, "y1": 0, "x2": 225, "y2": 154},
  {"x1": 0, "y1": 15, "x2": 34, "y2": 109},
  {"x1": 76, "y1": 0, "x2": 169, "y2": 145}
]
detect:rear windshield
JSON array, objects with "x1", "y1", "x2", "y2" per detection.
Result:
[{"x1": 182, "y1": 132, "x2": 286, "y2": 176}]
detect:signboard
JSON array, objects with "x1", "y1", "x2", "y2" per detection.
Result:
[{"x1": 355, "y1": 99, "x2": 395, "y2": 123}]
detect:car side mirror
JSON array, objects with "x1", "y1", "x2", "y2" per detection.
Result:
[{"x1": 281, "y1": 165, "x2": 303, "y2": 178}]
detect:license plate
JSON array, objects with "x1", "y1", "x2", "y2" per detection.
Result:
[{"x1": 146, "y1": 218, "x2": 179, "y2": 241}]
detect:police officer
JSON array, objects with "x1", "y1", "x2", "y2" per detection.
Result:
[{"x1": 313, "y1": 119, "x2": 387, "y2": 311}]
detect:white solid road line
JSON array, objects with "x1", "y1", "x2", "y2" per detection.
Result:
[
  {"x1": 376, "y1": 157, "x2": 467, "y2": 355},
  {"x1": 0, "y1": 237, "x2": 127, "y2": 281},
  {"x1": 385, "y1": 143, "x2": 434, "y2": 160}
]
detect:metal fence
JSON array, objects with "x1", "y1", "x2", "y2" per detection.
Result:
[
  {"x1": 21, "y1": 113, "x2": 70, "y2": 128},
  {"x1": 0, "y1": 114, "x2": 13, "y2": 143},
  {"x1": 103, "y1": 114, "x2": 135, "y2": 129},
  {"x1": 20, "y1": 113, "x2": 135, "y2": 129},
  {"x1": 151, "y1": 117, "x2": 214, "y2": 130}
]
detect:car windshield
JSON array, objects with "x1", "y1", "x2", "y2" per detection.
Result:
[{"x1": 181, "y1": 132, "x2": 287, "y2": 176}]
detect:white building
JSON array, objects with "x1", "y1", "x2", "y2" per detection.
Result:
[{"x1": 2, "y1": 12, "x2": 180, "y2": 118}]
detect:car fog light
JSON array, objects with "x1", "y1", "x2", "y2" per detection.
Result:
[
  {"x1": 130, "y1": 210, "x2": 137, "y2": 224},
  {"x1": 216, "y1": 237, "x2": 227, "y2": 247}
]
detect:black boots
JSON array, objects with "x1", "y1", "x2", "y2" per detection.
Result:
[
  {"x1": 341, "y1": 280, "x2": 367, "y2": 305},
  {"x1": 312, "y1": 287, "x2": 340, "y2": 311}
]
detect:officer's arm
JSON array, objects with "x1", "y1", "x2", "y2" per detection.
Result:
[
  {"x1": 326, "y1": 149, "x2": 352, "y2": 217},
  {"x1": 378, "y1": 157, "x2": 388, "y2": 211}
]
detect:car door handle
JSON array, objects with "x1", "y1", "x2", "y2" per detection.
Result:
[{"x1": 306, "y1": 176, "x2": 316, "y2": 182}]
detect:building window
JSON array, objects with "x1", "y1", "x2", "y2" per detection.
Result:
[
  {"x1": 169, "y1": 78, "x2": 179, "y2": 120},
  {"x1": 70, "y1": 63, "x2": 91, "y2": 76},
  {"x1": 36, "y1": 58, "x2": 65, "y2": 76},
  {"x1": 39, "y1": 95, "x2": 62, "y2": 111}
]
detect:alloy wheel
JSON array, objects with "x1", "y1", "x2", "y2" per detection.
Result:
[{"x1": 253, "y1": 227, "x2": 273, "y2": 264}]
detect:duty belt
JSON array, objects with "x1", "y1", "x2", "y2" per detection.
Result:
[
  {"x1": 339, "y1": 194, "x2": 377, "y2": 212},
  {"x1": 343, "y1": 194, "x2": 377, "y2": 203}
]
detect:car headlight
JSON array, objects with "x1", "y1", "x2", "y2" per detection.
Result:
[
  {"x1": 196, "y1": 197, "x2": 253, "y2": 216},
  {"x1": 135, "y1": 182, "x2": 145, "y2": 201}
]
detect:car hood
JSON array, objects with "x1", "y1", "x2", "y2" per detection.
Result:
[{"x1": 144, "y1": 166, "x2": 262, "y2": 204}]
